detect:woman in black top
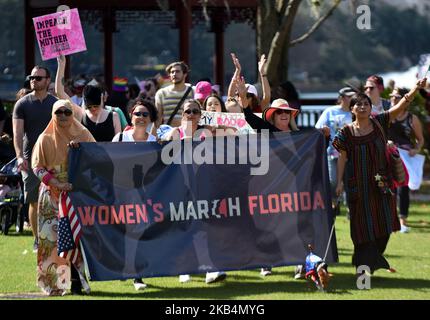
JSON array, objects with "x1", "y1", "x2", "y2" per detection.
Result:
[
  {"x1": 388, "y1": 87, "x2": 425, "y2": 233},
  {"x1": 55, "y1": 55, "x2": 121, "y2": 142},
  {"x1": 81, "y1": 85, "x2": 120, "y2": 142}
]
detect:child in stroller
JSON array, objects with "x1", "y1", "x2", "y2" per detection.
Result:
[{"x1": 0, "y1": 157, "x2": 24, "y2": 235}]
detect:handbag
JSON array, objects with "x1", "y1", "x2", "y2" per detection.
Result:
[{"x1": 372, "y1": 118, "x2": 409, "y2": 187}]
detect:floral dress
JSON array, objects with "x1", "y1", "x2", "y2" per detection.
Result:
[{"x1": 35, "y1": 163, "x2": 87, "y2": 296}]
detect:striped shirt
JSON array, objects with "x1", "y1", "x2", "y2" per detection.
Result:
[{"x1": 155, "y1": 85, "x2": 194, "y2": 124}]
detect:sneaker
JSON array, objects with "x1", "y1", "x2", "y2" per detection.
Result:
[
  {"x1": 32, "y1": 238, "x2": 38, "y2": 253},
  {"x1": 133, "y1": 278, "x2": 147, "y2": 291},
  {"x1": 294, "y1": 265, "x2": 306, "y2": 280},
  {"x1": 205, "y1": 271, "x2": 227, "y2": 284},
  {"x1": 400, "y1": 225, "x2": 410, "y2": 233},
  {"x1": 260, "y1": 268, "x2": 272, "y2": 277},
  {"x1": 179, "y1": 274, "x2": 191, "y2": 283}
]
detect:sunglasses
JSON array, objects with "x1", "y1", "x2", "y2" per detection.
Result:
[
  {"x1": 86, "y1": 105, "x2": 100, "y2": 110},
  {"x1": 184, "y1": 109, "x2": 201, "y2": 115},
  {"x1": 29, "y1": 76, "x2": 48, "y2": 81},
  {"x1": 133, "y1": 111, "x2": 149, "y2": 117},
  {"x1": 54, "y1": 109, "x2": 73, "y2": 116},
  {"x1": 390, "y1": 94, "x2": 402, "y2": 99},
  {"x1": 275, "y1": 109, "x2": 291, "y2": 115}
]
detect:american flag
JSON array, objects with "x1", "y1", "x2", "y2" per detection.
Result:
[{"x1": 57, "y1": 191, "x2": 82, "y2": 264}]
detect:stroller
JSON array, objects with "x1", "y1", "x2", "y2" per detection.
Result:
[{"x1": 0, "y1": 157, "x2": 24, "y2": 235}]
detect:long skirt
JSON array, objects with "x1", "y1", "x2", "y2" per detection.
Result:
[
  {"x1": 352, "y1": 236, "x2": 390, "y2": 273},
  {"x1": 36, "y1": 183, "x2": 88, "y2": 295}
]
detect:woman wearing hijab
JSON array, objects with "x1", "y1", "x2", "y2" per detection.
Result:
[{"x1": 32, "y1": 99, "x2": 95, "y2": 296}]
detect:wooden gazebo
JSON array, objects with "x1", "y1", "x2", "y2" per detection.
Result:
[{"x1": 24, "y1": 0, "x2": 257, "y2": 93}]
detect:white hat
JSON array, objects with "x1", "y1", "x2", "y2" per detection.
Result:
[{"x1": 246, "y1": 84, "x2": 258, "y2": 96}]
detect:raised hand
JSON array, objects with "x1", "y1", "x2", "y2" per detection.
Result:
[
  {"x1": 417, "y1": 78, "x2": 427, "y2": 89},
  {"x1": 231, "y1": 53, "x2": 241, "y2": 74},
  {"x1": 57, "y1": 54, "x2": 66, "y2": 65},
  {"x1": 258, "y1": 54, "x2": 267, "y2": 75}
]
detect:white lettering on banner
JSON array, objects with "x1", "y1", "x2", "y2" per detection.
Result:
[{"x1": 169, "y1": 198, "x2": 241, "y2": 222}]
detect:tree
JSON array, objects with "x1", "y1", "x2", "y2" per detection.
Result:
[{"x1": 257, "y1": 0, "x2": 342, "y2": 87}]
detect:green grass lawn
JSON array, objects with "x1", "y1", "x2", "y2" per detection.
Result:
[{"x1": 0, "y1": 202, "x2": 429, "y2": 300}]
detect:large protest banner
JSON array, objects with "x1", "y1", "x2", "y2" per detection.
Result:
[
  {"x1": 68, "y1": 130, "x2": 337, "y2": 281},
  {"x1": 33, "y1": 9, "x2": 86, "y2": 60}
]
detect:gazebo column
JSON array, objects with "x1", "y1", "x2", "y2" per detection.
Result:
[
  {"x1": 177, "y1": 0, "x2": 191, "y2": 66},
  {"x1": 103, "y1": 7, "x2": 115, "y2": 93},
  {"x1": 212, "y1": 10, "x2": 225, "y2": 95}
]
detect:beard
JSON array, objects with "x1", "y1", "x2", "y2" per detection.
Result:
[
  {"x1": 171, "y1": 76, "x2": 184, "y2": 84},
  {"x1": 31, "y1": 81, "x2": 48, "y2": 92}
]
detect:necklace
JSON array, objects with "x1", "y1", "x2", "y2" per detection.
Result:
[{"x1": 352, "y1": 122, "x2": 372, "y2": 136}]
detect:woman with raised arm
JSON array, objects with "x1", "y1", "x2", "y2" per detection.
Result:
[
  {"x1": 387, "y1": 87, "x2": 425, "y2": 233},
  {"x1": 55, "y1": 56, "x2": 121, "y2": 141},
  {"x1": 333, "y1": 78, "x2": 427, "y2": 276},
  {"x1": 226, "y1": 54, "x2": 271, "y2": 113}
]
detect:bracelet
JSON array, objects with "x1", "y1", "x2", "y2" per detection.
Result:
[{"x1": 261, "y1": 74, "x2": 267, "y2": 77}]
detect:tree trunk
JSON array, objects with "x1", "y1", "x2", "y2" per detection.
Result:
[
  {"x1": 258, "y1": 0, "x2": 302, "y2": 88},
  {"x1": 256, "y1": 1, "x2": 279, "y2": 59}
]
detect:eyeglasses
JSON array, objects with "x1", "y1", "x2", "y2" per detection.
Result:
[
  {"x1": 54, "y1": 109, "x2": 73, "y2": 116},
  {"x1": 364, "y1": 86, "x2": 375, "y2": 91},
  {"x1": 275, "y1": 109, "x2": 291, "y2": 115},
  {"x1": 227, "y1": 97, "x2": 238, "y2": 103},
  {"x1": 133, "y1": 111, "x2": 149, "y2": 117},
  {"x1": 86, "y1": 105, "x2": 100, "y2": 110},
  {"x1": 184, "y1": 109, "x2": 201, "y2": 115},
  {"x1": 29, "y1": 76, "x2": 48, "y2": 81}
]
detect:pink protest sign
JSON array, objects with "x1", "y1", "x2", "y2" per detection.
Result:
[{"x1": 33, "y1": 8, "x2": 86, "y2": 61}]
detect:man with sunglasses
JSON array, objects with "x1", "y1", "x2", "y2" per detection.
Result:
[
  {"x1": 364, "y1": 75, "x2": 391, "y2": 115},
  {"x1": 13, "y1": 65, "x2": 57, "y2": 252}
]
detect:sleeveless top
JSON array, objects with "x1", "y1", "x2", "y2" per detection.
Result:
[
  {"x1": 387, "y1": 113, "x2": 414, "y2": 150},
  {"x1": 82, "y1": 111, "x2": 115, "y2": 142}
]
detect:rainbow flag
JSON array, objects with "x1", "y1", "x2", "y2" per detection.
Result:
[{"x1": 113, "y1": 77, "x2": 128, "y2": 92}]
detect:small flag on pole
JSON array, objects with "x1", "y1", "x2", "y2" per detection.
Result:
[{"x1": 57, "y1": 191, "x2": 82, "y2": 264}]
